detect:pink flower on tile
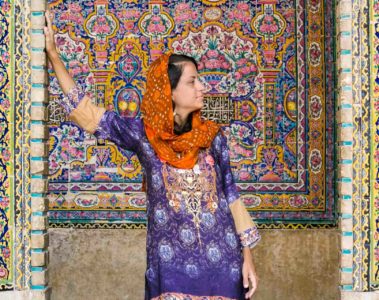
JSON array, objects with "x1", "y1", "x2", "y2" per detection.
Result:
[
  {"x1": 82, "y1": 65, "x2": 90, "y2": 73},
  {"x1": 207, "y1": 50, "x2": 219, "y2": 58},
  {"x1": 250, "y1": 64, "x2": 257, "y2": 72},
  {"x1": 237, "y1": 3, "x2": 249, "y2": 10},
  {"x1": 2, "y1": 247, "x2": 10, "y2": 259},
  {"x1": 236, "y1": 58, "x2": 248, "y2": 67},
  {"x1": 2, "y1": 149, "x2": 10, "y2": 161},
  {"x1": 0, "y1": 267, "x2": 8, "y2": 279},
  {"x1": 240, "y1": 66, "x2": 251, "y2": 75},
  {"x1": 68, "y1": 3, "x2": 82, "y2": 13},
  {"x1": 1, "y1": 99, "x2": 10, "y2": 110},
  {"x1": 61, "y1": 139, "x2": 70, "y2": 148},
  {"x1": 0, "y1": 197, "x2": 9, "y2": 208},
  {"x1": 2, "y1": 2, "x2": 10, "y2": 13}
]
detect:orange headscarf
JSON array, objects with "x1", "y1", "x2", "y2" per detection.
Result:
[{"x1": 141, "y1": 53, "x2": 220, "y2": 169}]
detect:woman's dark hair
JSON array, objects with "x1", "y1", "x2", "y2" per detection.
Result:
[
  {"x1": 168, "y1": 54, "x2": 198, "y2": 89},
  {"x1": 168, "y1": 54, "x2": 198, "y2": 135}
]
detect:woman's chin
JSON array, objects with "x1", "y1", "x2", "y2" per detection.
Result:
[{"x1": 190, "y1": 105, "x2": 204, "y2": 112}]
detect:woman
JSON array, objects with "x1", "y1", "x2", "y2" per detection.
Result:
[{"x1": 45, "y1": 12, "x2": 260, "y2": 300}]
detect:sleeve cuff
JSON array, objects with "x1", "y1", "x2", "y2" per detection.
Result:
[
  {"x1": 240, "y1": 225, "x2": 261, "y2": 248},
  {"x1": 61, "y1": 85, "x2": 86, "y2": 114},
  {"x1": 229, "y1": 199, "x2": 261, "y2": 248}
]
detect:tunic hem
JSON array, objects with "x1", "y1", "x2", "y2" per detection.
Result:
[{"x1": 151, "y1": 292, "x2": 238, "y2": 300}]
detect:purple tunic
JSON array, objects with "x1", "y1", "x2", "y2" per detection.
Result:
[
  {"x1": 95, "y1": 112, "x2": 255, "y2": 299},
  {"x1": 61, "y1": 87, "x2": 260, "y2": 299}
]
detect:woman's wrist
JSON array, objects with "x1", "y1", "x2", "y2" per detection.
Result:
[
  {"x1": 47, "y1": 49, "x2": 60, "y2": 61},
  {"x1": 243, "y1": 248, "x2": 256, "y2": 270},
  {"x1": 243, "y1": 247, "x2": 252, "y2": 257}
]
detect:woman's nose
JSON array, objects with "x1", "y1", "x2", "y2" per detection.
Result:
[{"x1": 196, "y1": 79, "x2": 205, "y2": 91}]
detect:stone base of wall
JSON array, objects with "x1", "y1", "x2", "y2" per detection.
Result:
[
  {"x1": 341, "y1": 291, "x2": 379, "y2": 300},
  {"x1": 0, "y1": 289, "x2": 51, "y2": 300},
  {"x1": 49, "y1": 228, "x2": 339, "y2": 300}
]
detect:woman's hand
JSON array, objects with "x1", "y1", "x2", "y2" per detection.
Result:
[
  {"x1": 242, "y1": 247, "x2": 258, "y2": 299},
  {"x1": 44, "y1": 11, "x2": 58, "y2": 58}
]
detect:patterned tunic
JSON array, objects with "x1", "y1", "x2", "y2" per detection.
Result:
[{"x1": 63, "y1": 86, "x2": 261, "y2": 299}]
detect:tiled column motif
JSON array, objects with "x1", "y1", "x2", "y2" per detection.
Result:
[
  {"x1": 370, "y1": 0, "x2": 379, "y2": 292},
  {"x1": 336, "y1": 0, "x2": 354, "y2": 294},
  {"x1": 351, "y1": 0, "x2": 370, "y2": 292},
  {"x1": 30, "y1": 0, "x2": 50, "y2": 298},
  {"x1": 0, "y1": 0, "x2": 16, "y2": 290}
]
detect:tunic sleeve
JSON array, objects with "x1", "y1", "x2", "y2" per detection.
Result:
[
  {"x1": 229, "y1": 200, "x2": 261, "y2": 249},
  {"x1": 61, "y1": 84, "x2": 142, "y2": 152},
  {"x1": 213, "y1": 132, "x2": 261, "y2": 249}
]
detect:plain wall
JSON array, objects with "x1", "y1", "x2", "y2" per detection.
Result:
[{"x1": 49, "y1": 228, "x2": 339, "y2": 300}]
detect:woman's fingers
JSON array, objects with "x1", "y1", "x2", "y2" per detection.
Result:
[
  {"x1": 45, "y1": 10, "x2": 55, "y2": 40},
  {"x1": 44, "y1": 13, "x2": 50, "y2": 35},
  {"x1": 45, "y1": 10, "x2": 53, "y2": 30},
  {"x1": 44, "y1": 10, "x2": 58, "y2": 56},
  {"x1": 242, "y1": 268, "x2": 249, "y2": 289},
  {"x1": 245, "y1": 271, "x2": 258, "y2": 299}
]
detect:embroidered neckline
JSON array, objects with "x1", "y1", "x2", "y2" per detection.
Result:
[{"x1": 161, "y1": 151, "x2": 218, "y2": 244}]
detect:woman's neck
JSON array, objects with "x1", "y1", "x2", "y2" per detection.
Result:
[{"x1": 174, "y1": 110, "x2": 190, "y2": 129}]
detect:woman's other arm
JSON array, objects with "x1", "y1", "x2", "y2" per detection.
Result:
[{"x1": 213, "y1": 132, "x2": 260, "y2": 299}]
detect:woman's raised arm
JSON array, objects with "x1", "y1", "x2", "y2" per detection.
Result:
[
  {"x1": 44, "y1": 11, "x2": 76, "y2": 95},
  {"x1": 44, "y1": 11, "x2": 105, "y2": 133},
  {"x1": 44, "y1": 11, "x2": 143, "y2": 152}
]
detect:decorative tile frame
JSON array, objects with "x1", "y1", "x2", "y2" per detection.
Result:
[
  {"x1": 13, "y1": 0, "x2": 32, "y2": 291},
  {"x1": 0, "y1": 0, "x2": 35, "y2": 292},
  {"x1": 0, "y1": 0, "x2": 49, "y2": 298},
  {"x1": 340, "y1": 0, "x2": 379, "y2": 297},
  {"x1": 336, "y1": 0, "x2": 354, "y2": 295},
  {"x1": 351, "y1": 0, "x2": 370, "y2": 292},
  {"x1": 0, "y1": 0, "x2": 16, "y2": 291},
  {"x1": 370, "y1": 0, "x2": 379, "y2": 292}
]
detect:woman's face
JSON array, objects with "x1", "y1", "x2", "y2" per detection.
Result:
[{"x1": 171, "y1": 62, "x2": 205, "y2": 114}]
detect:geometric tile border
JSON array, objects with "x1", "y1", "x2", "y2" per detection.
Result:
[
  {"x1": 370, "y1": 0, "x2": 379, "y2": 292},
  {"x1": 336, "y1": 0, "x2": 354, "y2": 293},
  {"x1": 351, "y1": 0, "x2": 370, "y2": 292},
  {"x1": 1, "y1": 0, "x2": 15, "y2": 290},
  {"x1": 13, "y1": 0, "x2": 32, "y2": 290},
  {"x1": 30, "y1": 0, "x2": 50, "y2": 298}
]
